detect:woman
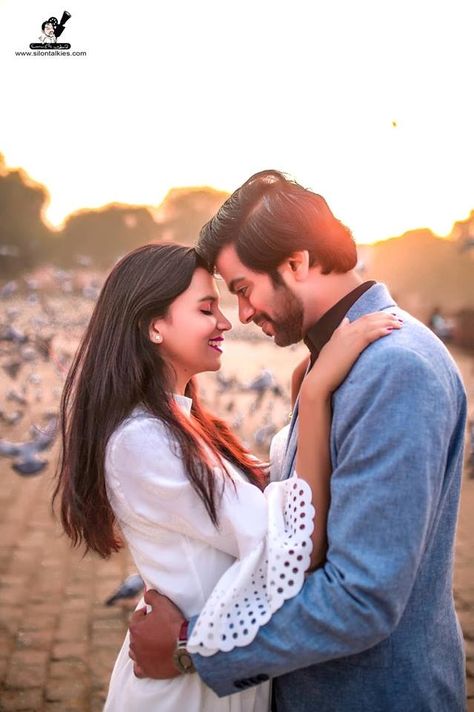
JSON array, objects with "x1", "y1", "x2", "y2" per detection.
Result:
[{"x1": 54, "y1": 243, "x2": 401, "y2": 711}]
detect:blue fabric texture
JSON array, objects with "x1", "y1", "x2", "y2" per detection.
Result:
[{"x1": 190, "y1": 283, "x2": 467, "y2": 712}]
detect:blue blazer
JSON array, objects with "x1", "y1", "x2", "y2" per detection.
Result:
[{"x1": 191, "y1": 284, "x2": 467, "y2": 712}]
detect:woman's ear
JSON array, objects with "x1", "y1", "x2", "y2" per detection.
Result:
[{"x1": 149, "y1": 319, "x2": 163, "y2": 344}]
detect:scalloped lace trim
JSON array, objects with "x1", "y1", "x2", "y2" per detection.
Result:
[{"x1": 188, "y1": 475, "x2": 314, "y2": 656}]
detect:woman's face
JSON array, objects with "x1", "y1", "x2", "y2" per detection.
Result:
[{"x1": 149, "y1": 267, "x2": 231, "y2": 391}]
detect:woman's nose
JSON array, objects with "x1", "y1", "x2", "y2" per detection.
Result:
[{"x1": 217, "y1": 311, "x2": 232, "y2": 332}]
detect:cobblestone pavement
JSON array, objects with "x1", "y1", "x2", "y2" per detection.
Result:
[{"x1": 0, "y1": 463, "x2": 473, "y2": 711}]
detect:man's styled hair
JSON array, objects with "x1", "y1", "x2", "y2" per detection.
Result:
[{"x1": 197, "y1": 169, "x2": 357, "y2": 276}]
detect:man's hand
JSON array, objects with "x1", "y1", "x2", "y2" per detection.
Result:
[{"x1": 129, "y1": 589, "x2": 185, "y2": 679}]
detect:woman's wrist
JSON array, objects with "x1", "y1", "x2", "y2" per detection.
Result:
[{"x1": 299, "y1": 383, "x2": 332, "y2": 405}]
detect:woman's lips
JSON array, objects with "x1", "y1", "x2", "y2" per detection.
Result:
[{"x1": 208, "y1": 337, "x2": 223, "y2": 353}]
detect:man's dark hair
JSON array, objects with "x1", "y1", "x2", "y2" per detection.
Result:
[{"x1": 197, "y1": 169, "x2": 357, "y2": 277}]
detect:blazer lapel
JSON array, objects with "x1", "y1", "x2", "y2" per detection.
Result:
[
  {"x1": 280, "y1": 283, "x2": 397, "y2": 481},
  {"x1": 281, "y1": 401, "x2": 299, "y2": 480}
]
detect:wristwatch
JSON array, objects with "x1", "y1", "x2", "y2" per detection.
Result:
[{"x1": 173, "y1": 620, "x2": 196, "y2": 674}]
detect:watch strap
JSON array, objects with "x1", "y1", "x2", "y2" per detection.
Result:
[{"x1": 178, "y1": 619, "x2": 189, "y2": 644}]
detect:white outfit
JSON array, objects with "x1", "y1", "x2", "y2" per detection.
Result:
[{"x1": 104, "y1": 397, "x2": 313, "y2": 712}]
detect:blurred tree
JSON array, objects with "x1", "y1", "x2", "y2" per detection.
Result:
[
  {"x1": 155, "y1": 187, "x2": 229, "y2": 244},
  {"x1": 56, "y1": 204, "x2": 164, "y2": 268},
  {"x1": 0, "y1": 153, "x2": 53, "y2": 277},
  {"x1": 451, "y1": 211, "x2": 474, "y2": 255},
  {"x1": 365, "y1": 228, "x2": 474, "y2": 318}
]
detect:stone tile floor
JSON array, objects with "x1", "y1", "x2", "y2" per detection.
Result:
[{"x1": 0, "y1": 462, "x2": 472, "y2": 711}]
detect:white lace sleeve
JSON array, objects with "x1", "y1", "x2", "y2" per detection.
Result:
[{"x1": 187, "y1": 473, "x2": 314, "y2": 656}]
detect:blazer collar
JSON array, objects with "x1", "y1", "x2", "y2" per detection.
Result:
[{"x1": 345, "y1": 282, "x2": 397, "y2": 321}]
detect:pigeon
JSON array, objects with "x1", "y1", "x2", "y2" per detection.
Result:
[
  {"x1": 2, "y1": 361, "x2": 22, "y2": 379},
  {"x1": 0, "y1": 281, "x2": 19, "y2": 299},
  {"x1": 0, "y1": 325, "x2": 27, "y2": 344},
  {"x1": 216, "y1": 371, "x2": 236, "y2": 393},
  {"x1": 105, "y1": 574, "x2": 145, "y2": 606},
  {"x1": 19, "y1": 346, "x2": 38, "y2": 362},
  {"x1": 254, "y1": 422, "x2": 278, "y2": 449},
  {"x1": 0, "y1": 418, "x2": 57, "y2": 476},
  {"x1": 27, "y1": 372, "x2": 42, "y2": 385},
  {"x1": 6, "y1": 388, "x2": 27, "y2": 406},
  {"x1": 247, "y1": 369, "x2": 274, "y2": 394},
  {"x1": 0, "y1": 410, "x2": 24, "y2": 426}
]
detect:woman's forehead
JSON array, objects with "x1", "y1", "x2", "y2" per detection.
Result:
[{"x1": 186, "y1": 268, "x2": 219, "y2": 299}]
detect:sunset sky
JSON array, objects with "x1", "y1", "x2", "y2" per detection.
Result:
[{"x1": 1, "y1": 0, "x2": 473, "y2": 244}]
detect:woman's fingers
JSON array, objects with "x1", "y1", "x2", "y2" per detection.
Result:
[{"x1": 346, "y1": 313, "x2": 403, "y2": 342}]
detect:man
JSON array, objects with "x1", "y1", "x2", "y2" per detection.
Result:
[{"x1": 129, "y1": 170, "x2": 467, "y2": 711}]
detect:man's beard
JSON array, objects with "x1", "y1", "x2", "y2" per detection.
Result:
[{"x1": 256, "y1": 283, "x2": 305, "y2": 347}]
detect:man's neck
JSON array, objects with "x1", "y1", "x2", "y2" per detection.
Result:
[{"x1": 302, "y1": 270, "x2": 363, "y2": 330}]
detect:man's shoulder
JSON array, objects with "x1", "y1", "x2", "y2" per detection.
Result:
[
  {"x1": 356, "y1": 312, "x2": 455, "y2": 371},
  {"x1": 337, "y1": 312, "x2": 464, "y2": 400}
]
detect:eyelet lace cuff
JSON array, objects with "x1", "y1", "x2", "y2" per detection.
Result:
[{"x1": 187, "y1": 474, "x2": 314, "y2": 656}]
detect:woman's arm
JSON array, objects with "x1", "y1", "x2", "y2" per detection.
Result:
[
  {"x1": 291, "y1": 354, "x2": 311, "y2": 406},
  {"x1": 296, "y1": 312, "x2": 403, "y2": 569},
  {"x1": 296, "y1": 392, "x2": 332, "y2": 568}
]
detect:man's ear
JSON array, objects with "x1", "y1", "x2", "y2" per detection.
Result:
[{"x1": 286, "y1": 250, "x2": 310, "y2": 282}]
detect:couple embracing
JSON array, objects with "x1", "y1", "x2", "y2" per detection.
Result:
[{"x1": 55, "y1": 170, "x2": 467, "y2": 711}]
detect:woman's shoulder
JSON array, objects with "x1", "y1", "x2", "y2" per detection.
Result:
[
  {"x1": 106, "y1": 407, "x2": 171, "y2": 463},
  {"x1": 113, "y1": 405, "x2": 165, "y2": 434}
]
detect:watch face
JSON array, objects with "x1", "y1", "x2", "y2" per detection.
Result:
[{"x1": 174, "y1": 649, "x2": 194, "y2": 674}]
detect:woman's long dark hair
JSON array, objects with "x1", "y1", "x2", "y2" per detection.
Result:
[{"x1": 53, "y1": 243, "x2": 265, "y2": 558}]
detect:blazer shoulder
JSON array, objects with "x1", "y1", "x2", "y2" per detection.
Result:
[{"x1": 343, "y1": 329, "x2": 465, "y2": 405}]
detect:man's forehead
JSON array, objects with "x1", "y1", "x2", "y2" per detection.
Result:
[{"x1": 215, "y1": 244, "x2": 249, "y2": 280}]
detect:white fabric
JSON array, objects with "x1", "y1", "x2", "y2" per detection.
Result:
[
  {"x1": 103, "y1": 401, "x2": 313, "y2": 712},
  {"x1": 269, "y1": 423, "x2": 291, "y2": 483},
  {"x1": 188, "y1": 474, "x2": 314, "y2": 656}
]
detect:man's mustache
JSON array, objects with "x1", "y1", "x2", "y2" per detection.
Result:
[{"x1": 254, "y1": 313, "x2": 274, "y2": 327}]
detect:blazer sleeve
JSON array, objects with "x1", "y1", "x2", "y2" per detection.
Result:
[{"x1": 190, "y1": 345, "x2": 466, "y2": 696}]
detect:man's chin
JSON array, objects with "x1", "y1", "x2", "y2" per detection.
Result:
[{"x1": 274, "y1": 331, "x2": 302, "y2": 347}]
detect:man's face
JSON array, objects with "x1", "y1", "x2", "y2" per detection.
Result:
[
  {"x1": 215, "y1": 244, "x2": 305, "y2": 347},
  {"x1": 44, "y1": 23, "x2": 55, "y2": 36}
]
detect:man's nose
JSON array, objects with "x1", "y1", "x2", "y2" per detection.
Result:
[{"x1": 238, "y1": 301, "x2": 255, "y2": 324}]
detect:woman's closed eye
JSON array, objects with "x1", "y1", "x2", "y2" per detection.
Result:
[{"x1": 201, "y1": 309, "x2": 213, "y2": 315}]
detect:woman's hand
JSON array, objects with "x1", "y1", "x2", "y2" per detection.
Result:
[{"x1": 300, "y1": 312, "x2": 403, "y2": 400}]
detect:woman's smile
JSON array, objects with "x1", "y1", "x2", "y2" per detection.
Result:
[{"x1": 208, "y1": 336, "x2": 224, "y2": 353}]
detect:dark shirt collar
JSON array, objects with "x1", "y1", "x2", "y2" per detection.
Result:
[{"x1": 304, "y1": 281, "x2": 377, "y2": 361}]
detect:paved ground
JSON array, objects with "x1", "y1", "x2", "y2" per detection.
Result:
[{"x1": 0, "y1": 460, "x2": 473, "y2": 711}]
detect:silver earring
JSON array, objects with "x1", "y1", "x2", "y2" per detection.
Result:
[{"x1": 154, "y1": 333, "x2": 162, "y2": 343}]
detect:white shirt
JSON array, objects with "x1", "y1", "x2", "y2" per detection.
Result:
[{"x1": 103, "y1": 397, "x2": 313, "y2": 712}]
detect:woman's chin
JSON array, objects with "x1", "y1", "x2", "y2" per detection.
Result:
[{"x1": 193, "y1": 356, "x2": 222, "y2": 374}]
